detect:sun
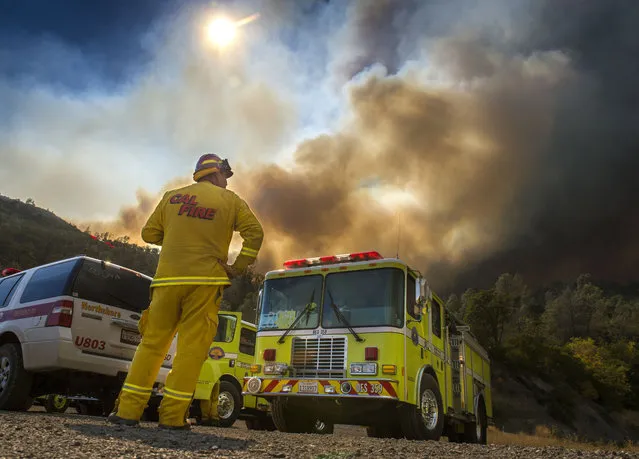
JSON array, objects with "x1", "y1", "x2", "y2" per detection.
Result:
[{"x1": 206, "y1": 17, "x2": 238, "y2": 48}]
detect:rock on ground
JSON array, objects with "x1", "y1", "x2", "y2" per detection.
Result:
[{"x1": 0, "y1": 411, "x2": 637, "y2": 459}]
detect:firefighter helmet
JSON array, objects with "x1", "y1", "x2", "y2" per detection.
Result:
[{"x1": 193, "y1": 154, "x2": 234, "y2": 182}]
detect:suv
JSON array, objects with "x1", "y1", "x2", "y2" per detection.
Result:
[{"x1": 0, "y1": 256, "x2": 176, "y2": 414}]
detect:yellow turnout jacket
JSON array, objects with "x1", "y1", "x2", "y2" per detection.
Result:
[{"x1": 141, "y1": 181, "x2": 264, "y2": 288}]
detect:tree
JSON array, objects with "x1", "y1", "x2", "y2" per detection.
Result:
[
  {"x1": 542, "y1": 274, "x2": 606, "y2": 343},
  {"x1": 565, "y1": 337, "x2": 631, "y2": 406},
  {"x1": 461, "y1": 273, "x2": 530, "y2": 351}
]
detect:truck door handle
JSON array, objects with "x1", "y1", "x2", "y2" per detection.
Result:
[{"x1": 111, "y1": 318, "x2": 139, "y2": 331}]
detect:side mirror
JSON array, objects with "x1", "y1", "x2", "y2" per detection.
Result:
[
  {"x1": 419, "y1": 277, "x2": 432, "y2": 301},
  {"x1": 417, "y1": 295, "x2": 429, "y2": 316},
  {"x1": 256, "y1": 288, "x2": 263, "y2": 316}
]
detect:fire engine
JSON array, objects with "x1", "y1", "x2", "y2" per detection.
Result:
[{"x1": 242, "y1": 251, "x2": 492, "y2": 442}]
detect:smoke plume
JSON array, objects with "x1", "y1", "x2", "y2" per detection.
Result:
[{"x1": 5, "y1": 0, "x2": 639, "y2": 293}]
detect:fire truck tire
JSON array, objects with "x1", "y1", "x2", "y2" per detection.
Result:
[
  {"x1": 313, "y1": 419, "x2": 334, "y2": 435},
  {"x1": 215, "y1": 381, "x2": 243, "y2": 428},
  {"x1": 0, "y1": 343, "x2": 34, "y2": 411},
  {"x1": 400, "y1": 373, "x2": 444, "y2": 441},
  {"x1": 245, "y1": 416, "x2": 277, "y2": 431},
  {"x1": 44, "y1": 394, "x2": 70, "y2": 413},
  {"x1": 271, "y1": 397, "x2": 316, "y2": 433},
  {"x1": 463, "y1": 396, "x2": 487, "y2": 444},
  {"x1": 142, "y1": 396, "x2": 160, "y2": 422},
  {"x1": 366, "y1": 423, "x2": 403, "y2": 439},
  {"x1": 76, "y1": 401, "x2": 103, "y2": 416}
]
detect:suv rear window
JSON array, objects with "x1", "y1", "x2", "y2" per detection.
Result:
[
  {"x1": 0, "y1": 274, "x2": 24, "y2": 307},
  {"x1": 72, "y1": 259, "x2": 151, "y2": 313},
  {"x1": 20, "y1": 260, "x2": 79, "y2": 303}
]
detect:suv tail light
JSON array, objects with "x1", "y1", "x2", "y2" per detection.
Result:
[{"x1": 46, "y1": 300, "x2": 74, "y2": 327}]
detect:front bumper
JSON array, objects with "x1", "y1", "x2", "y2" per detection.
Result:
[{"x1": 242, "y1": 377, "x2": 399, "y2": 400}]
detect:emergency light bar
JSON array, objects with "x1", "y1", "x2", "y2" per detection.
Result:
[{"x1": 283, "y1": 251, "x2": 383, "y2": 269}]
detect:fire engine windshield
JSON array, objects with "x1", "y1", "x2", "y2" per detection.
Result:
[
  {"x1": 322, "y1": 268, "x2": 404, "y2": 329},
  {"x1": 258, "y1": 275, "x2": 323, "y2": 331}
]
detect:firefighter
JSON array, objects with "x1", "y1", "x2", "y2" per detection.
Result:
[{"x1": 107, "y1": 153, "x2": 264, "y2": 430}]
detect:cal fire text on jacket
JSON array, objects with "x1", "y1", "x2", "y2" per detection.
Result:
[{"x1": 169, "y1": 194, "x2": 217, "y2": 220}]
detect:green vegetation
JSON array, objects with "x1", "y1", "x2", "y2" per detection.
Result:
[
  {"x1": 448, "y1": 273, "x2": 639, "y2": 416},
  {"x1": 0, "y1": 195, "x2": 160, "y2": 276}
]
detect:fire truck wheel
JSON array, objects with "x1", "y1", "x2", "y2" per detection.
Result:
[
  {"x1": 0, "y1": 343, "x2": 34, "y2": 411},
  {"x1": 245, "y1": 416, "x2": 277, "y2": 431},
  {"x1": 261, "y1": 416, "x2": 277, "y2": 431},
  {"x1": 142, "y1": 396, "x2": 160, "y2": 422},
  {"x1": 366, "y1": 423, "x2": 404, "y2": 439},
  {"x1": 45, "y1": 394, "x2": 70, "y2": 413},
  {"x1": 464, "y1": 396, "x2": 487, "y2": 444},
  {"x1": 215, "y1": 381, "x2": 242, "y2": 428},
  {"x1": 400, "y1": 373, "x2": 444, "y2": 441},
  {"x1": 271, "y1": 397, "x2": 316, "y2": 433},
  {"x1": 76, "y1": 401, "x2": 105, "y2": 417},
  {"x1": 313, "y1": 419, "x2": 334, "y2": 435}
]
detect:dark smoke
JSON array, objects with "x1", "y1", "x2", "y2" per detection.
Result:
[
  {"x1": 450, "y1": 0, "x2": 639, "y2": 290},
  {"x1": 329, "y1": 0, "x2": 409, "y2": 84},
  {"x1": 238, "y1": 0, "x2": 639, "y2": 293}
]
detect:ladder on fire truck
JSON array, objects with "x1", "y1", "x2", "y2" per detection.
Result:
[{"x1": 448, "y1": 323, "x2": 470, "y2": 415}]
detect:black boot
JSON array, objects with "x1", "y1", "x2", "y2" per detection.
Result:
[{"x1": 106, "y1": 412, "x2": 140, "y2": 427}]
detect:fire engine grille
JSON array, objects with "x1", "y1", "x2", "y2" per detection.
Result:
[{"x1": 290, "y1": 336, "x2": 347, "y2": 378}]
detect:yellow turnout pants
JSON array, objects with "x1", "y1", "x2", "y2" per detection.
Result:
[{"x1": 114, "y1": 284, "x2": 222, "y2": 427}]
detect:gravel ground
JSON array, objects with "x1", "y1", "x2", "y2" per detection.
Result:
[{"x1": 0, "y1": 411, "x2": 637, "y2": 459}]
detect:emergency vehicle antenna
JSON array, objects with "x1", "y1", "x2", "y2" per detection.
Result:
[{"x1": 396, "y1": 211, "x2": 401, "y2": 259}]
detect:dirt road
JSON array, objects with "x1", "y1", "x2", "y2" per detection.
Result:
[{"x1": 0, "y1": 410, "x2": 636, "y2": 458}]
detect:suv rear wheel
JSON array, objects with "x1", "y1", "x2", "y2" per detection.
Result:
[
  {"x1": 45, "y1": 395, "x2": 70, "y2": 413},
  {"x1": 0, "y1": 343, "x2": 33, "y2": 411}
]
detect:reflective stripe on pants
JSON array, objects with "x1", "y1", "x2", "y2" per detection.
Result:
[{"x1": 114, "y1": 284, "x2": 222, "y2": 426}]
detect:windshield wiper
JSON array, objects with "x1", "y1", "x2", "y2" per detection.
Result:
[
  {"x1": 327, "y1": 288, "x2": 364, "y2": 342},
  {"x1": 277, "y1": 288, "x2": 317, "y2": 344}
]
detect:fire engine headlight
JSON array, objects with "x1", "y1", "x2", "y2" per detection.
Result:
[
  {"x1": 350, "y1": 362, "x2": 377, "y2": 375},
  {"x1": 264, "y1": 362, "x2": 288, "y2": 375},
  {"x1": 246, "y1": 377, "x2": 262, "y2": 394}
]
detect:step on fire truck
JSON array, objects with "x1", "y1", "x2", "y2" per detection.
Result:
[{"x1": 242, "y1": 251, "x2": 492, "y2": 442}]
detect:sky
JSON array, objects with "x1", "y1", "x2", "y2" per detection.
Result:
[{"x1": 1, "y1": 0, "x2": 639, "y2": 293}]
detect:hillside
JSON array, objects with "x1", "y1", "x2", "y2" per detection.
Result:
[
  {"x1": 0, "y1": 194, "x2": 261, "y2": 318},
  {"x1": 0, "y1": 194, "x2": 160, "y2": 276},
  {"x1": 1, "y1": 195, "x2": 638, "y2": 444}
]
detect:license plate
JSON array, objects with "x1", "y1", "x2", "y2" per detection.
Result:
[
  {"x1": 120, "y1": 328, "x2": 141, "y2": 346},
  {"x1": 298, "y1": 381, "x2": 318, "y2": 394}
]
